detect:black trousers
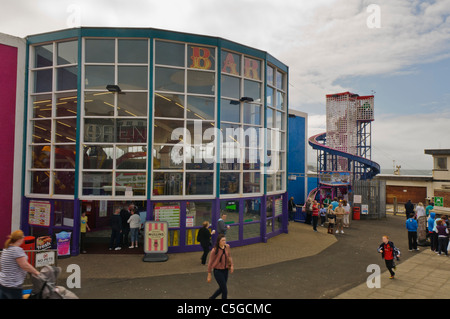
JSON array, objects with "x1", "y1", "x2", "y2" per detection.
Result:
[
  {"x1": 201, "y1": 244, "x2": 210, "y2": 265},
  {"x1": 407, "y1": 231, "x2": 417, "y2": 250},
  {"x1": 385, "y1": 259, "x2": 395, "y2": 277},
  {"x1": 210, "y1": 269, "x2": 229, "y2": 299},
  {"x1": 438, "y1": 237, "x2": 449, "y2": 255},
  {"x1": 312, "y1": 215, "x2": 318, "y2": 231}
]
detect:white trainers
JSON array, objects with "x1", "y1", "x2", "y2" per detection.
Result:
[
  {"x1": 129, "y1": 245, "x2": 134, "y2": 248},
  {"x1": 341, "y1": 230, "x2": 344, "y2": 234},
  {"x1": 115, "y1": 247, "x2": 121, "y2": 250}
]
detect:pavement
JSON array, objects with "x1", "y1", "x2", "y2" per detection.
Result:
[{"x1": 52, "y1": 213, "x2": 450, "y2": 300}]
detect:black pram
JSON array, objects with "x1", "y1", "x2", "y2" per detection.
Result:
[{"x1": 29, "y1": 265, "x2": 78, "y2": 299}]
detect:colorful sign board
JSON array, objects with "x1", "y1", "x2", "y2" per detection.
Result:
[
  {"x1": 144, "y1": 221, "x2": 169, "y2": 254},
  {"x1": 29, "y1": 201, "x2": 51, "y2": 227},
  {"x1": 435, "y1": 196, "x2": 444, "y2": 207}
]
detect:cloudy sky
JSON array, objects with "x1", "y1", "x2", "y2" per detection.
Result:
[{"x1": 2, "y1": 0, "x2": 450, "y2": 173}]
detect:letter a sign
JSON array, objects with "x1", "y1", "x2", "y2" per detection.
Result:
[{"x1": 143, "y1": 221, "x2": 169, "y2": 262}]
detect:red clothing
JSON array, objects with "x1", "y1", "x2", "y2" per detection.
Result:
[
  {"x1": 383, "y1": 244, "x2": 394, "y2": 260},
  {"x1": 312, "y1": 204, "x2": 319, "y2": 216}
]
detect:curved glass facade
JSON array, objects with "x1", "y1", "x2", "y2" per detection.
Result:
[{"x1": 22, "y1": 28, "x2": 288, "y2": 254}]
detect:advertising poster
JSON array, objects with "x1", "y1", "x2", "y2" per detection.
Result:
[
  {"x1": 154, "y1": 204, "x2": 180, "y2": 227},
  {"x1": 29, "y1": 201, "x2": 51, "y2": 227},
  {"x1": 144, "y1": 222, "x2": 168, "y2": 254},
  {"x1": 36, "y1": 236, "x2": 52, "y2": 251},
  {"x1": 56, "y1": 231, "x2": 71, "y2": 256}
]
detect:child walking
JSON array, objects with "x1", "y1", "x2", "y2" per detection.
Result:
[{"x1": 377, "y1": 235, "x2": 401, "y2": 279}]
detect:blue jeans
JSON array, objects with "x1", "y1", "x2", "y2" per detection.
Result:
[{"x1": 130, "y1": 228, "x2": 139, "y2": 243}]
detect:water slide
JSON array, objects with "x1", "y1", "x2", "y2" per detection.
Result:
[{"x1": 307, "y1": 132, "x2": 380, "y2": 200}]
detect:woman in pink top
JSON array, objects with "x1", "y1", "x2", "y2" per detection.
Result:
[{"x1": 207, "y1": 234, "x2": 234, "y2": 299}]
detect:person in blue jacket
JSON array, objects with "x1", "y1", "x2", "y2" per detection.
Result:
[
  {"x1": 428, "y1": 212, "x2": 437, "y2": 251},
  {"x1": 406, "y1": 214, "x2": 419, "y2": 251}
]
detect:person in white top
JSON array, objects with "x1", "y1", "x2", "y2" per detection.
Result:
[
  {"x1": 415, "y1": 202, "x2": 427, "y2": 243},
  {"x1": 0, "y1": 230, "x2": 40, "y2": 299},
  {"x1": 342, "y1": 200, "x2": 351, "y2": 228},
  {"x1": 127, "y1": 206, "x2": 141, "y2": 248}
]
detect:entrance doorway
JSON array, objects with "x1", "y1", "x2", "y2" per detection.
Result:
[{"x1": 81, "y1": 200, "x2": 147, "y2": 254}]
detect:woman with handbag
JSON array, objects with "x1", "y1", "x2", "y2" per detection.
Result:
[
  {"x1": 207, "y1": 234, "x2": 234, "y2": 299},
  {"x1": 197, "y1": 221, "x2": 215, "y2": 265}
]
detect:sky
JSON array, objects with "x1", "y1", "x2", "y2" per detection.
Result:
[{"x1": 1, "y1": 0, "x2": 450, "y2": 173}]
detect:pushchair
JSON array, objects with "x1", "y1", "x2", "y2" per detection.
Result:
[{"x1": 28, "y1": 265, "x2": 78, "y2": 299}]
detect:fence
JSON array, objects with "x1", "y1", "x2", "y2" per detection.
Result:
[{"x1": 351, "y1": 179, "x2": 386, "y2": 219}]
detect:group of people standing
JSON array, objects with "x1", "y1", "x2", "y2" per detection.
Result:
[
  {"x1": 109, "y1": 204, "x2": 142, "y2": 251},
  {"x1": 404, "y1": 200, "x2": 449, "y2": 256},
  {"x1": 301, "y1": 197, "x2": 352, "y2": 234}
]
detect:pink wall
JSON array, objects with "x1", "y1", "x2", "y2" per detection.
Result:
[{"x1": 0, "y1": 43, "x2": 18, "y2": 242}]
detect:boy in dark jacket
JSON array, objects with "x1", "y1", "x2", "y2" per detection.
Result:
[{"x1": 377, "y1": 236, "x2": 400, "y2": 279}]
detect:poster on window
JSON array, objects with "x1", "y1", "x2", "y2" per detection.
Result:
[
  {"x1": 56, "y1": 231, "x2": 71, "y2": 256},
  {"x1": 29, "y1": 201, "x2": 51, "y2": 227},
  {"x1": 154, "y1": 205, "x2": 180, "y2": 228}
]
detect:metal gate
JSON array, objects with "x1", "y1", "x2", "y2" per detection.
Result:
[{"x1": 351, "y1": 179, "x2": 386, "y2": 219}]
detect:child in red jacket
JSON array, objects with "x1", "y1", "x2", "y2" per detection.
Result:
[{"x1": 377, "y1": 235, "x2": 401, "y2": 279}]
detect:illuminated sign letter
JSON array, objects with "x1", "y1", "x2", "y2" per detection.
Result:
[
  {"x1": 190, "y1": 47, "x2": 212, "y2": 70},
  {"x1": 222, "y1": 52, "x2": 239, "y2": 75},
  {"x1": 244, "y1": 58, "x2": 260, "y2": 80}
]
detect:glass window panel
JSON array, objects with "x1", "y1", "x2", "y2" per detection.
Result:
[
  {"x1": 276, "y1": 71, "x2": 285, "y2": 90},
  {"x1": 55, "y1": 118, "x2": 77, "y2": 143},
  {"x1": 267, "y1": 66, "x2": 274, "y2": 86},
  {"x1": 221, "y1": 51, "x2": 240, "y2": 76},
  {"x1": 153, "y1": 144, "x2": 183, "y2": 169},
  {"x1": 266, "y1": 174, "x2": 274, "y2": 192},
  {"x1": 118, "y1": 66, "x2": 148, "y2": 90},
  {"x1": 85, "y1": 39, "x2": 115, "y2": 63},
  {"x1": 267, "y1": 108, "x2": 273, "y2": 129},
  {"x1": 220, "y1": 99, "x2": 240, "y2": 123},
  {"x1": 34, "y1": 44, "x2": 53, "y2": 68},
  {"x1": 54, "y1": 145, "x2": 76, "y2": 169},
  {"x1": 220, "y1": 172, "x2": 240, "y2": 194},
  {"x1": 85, "y1": 65, "x2": 115, "y2": 90},
  {"x1": 186, "y1": 201, "x2": 212, "y2": 227},
  {"x1": 117, "y1": 119, "x2": 147, "y2": 143},
  {"x1": 82, "y1": 172, "x2": 113, "y2": 195},
  {"x1": 220, "y1": 122, "x2": 241, "y2": 170},
  {"x1": 186, "y1": 96, "x2": 214, "y2": 121},
  {"x1": 221, "y1": 75, "x2": 240, "y2": 99},
  {"x1": 220, "y1": 200, "x2": 239, "y2": 236},
  {"x1": 84, "y1": 118, "x2": 115, "y2": 143},
  {"x1": 244, "y1": 199, "x2": 261, "y2": 222},
  {"x1": 155, "y1": 67, "x2": 184, "y2": 93},
  {"x1": 244, "y1": 57, "x2": 261, "y2": 80},
  {"x1": 186, "y1": 120, "x2": 215, "y2": 145},
  {"x1": 83, "y1": 145, "x2": 114, "y2": 169},
  {"x1": 188, "y1": 46, "x2": 215, "y2": 71},
  {"x1": 115, "y1": 172, "x2": 146, "y2": 196},
  {"x1": 31, "y1": 145, "x2": 51, "y2": 169},
  {"x1": 152, "y1": 172, "x2": 183, "y2": 196},
  {"x1": 186, "y1": 172, "x2": 214, "y2": 195},
  {"x1": 118, "y1": 39, "x2": 148, "y2": 63},
  {"x1": 153, "y1": 119, "x2": 184, "y2": 144},
  {"x1": 267, "y1": 87, "x2": 274, "y2": 107},
  {"x1": 187, "y1": 70, "x2": 215, "y2": 95},
  {"x1": 244, "y1": 80, "x2": 261, "y2": 101},
  {"x1": 30, "y1": 171, "x2": 50, "y2": 194},
  {"x1": 244, "y1": 148, "x2": 260, "y2": 170},
  {"x1": 33, "y1": 69, "x2": 53, "y2": 93},
  {"x1": 276, "y1": 91, "x2": 285, "y2": 110},
  {"x1": 31, "y1": 94, "x2": 52, "y2": 118},
  {"x1": 243, "y1": 223, "x2": 260, "y2": 240},
  {"x1": 275, "y1": 110, "x2": 284, "y2": 130},
  {"x1": 54, "y1": 171, "x2": 75, "y2": 195},
  {"x1": 31, "y1": 120, "x2": 52, "y2": 143},
  {"x1": 116, "y1": 145, "x2": 147, "y2": 170},
  {"x1": 57, "y1": 41, "x2": 78, "y2": 65},
  {"x1": 186, "y1": 145, "x2": 215, "y2": 170},
  {"x1": 243, "y1": 103, "x2": 261, "y2": 126},
  {"x1": 276, "y1": 173, "x2": 283, "y2": 191},
  {"x1": 155, "y1": 41, "x2": 185, "y2": 67},
  {"x1": 243, "y1": 126, "x2": 260, "y2": 149},
  {"x1": 154, "y1": 93, "x2": 184, "y2": 118},
  {"x1": 84, "y1": 91, "x2": 115, "y2": 116},
  {"x1": 243, "y1": 172, "x2": 261, "y2": 193},
  {"x1": 57, "y1": 66, "x2": 78, "y2": 91},
  {"x1": 56, "y1": 92, "x2": 77, "y2": 117},
  {"x1": 118, "y1": 92, "x2": 148, "y2": 117}
]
